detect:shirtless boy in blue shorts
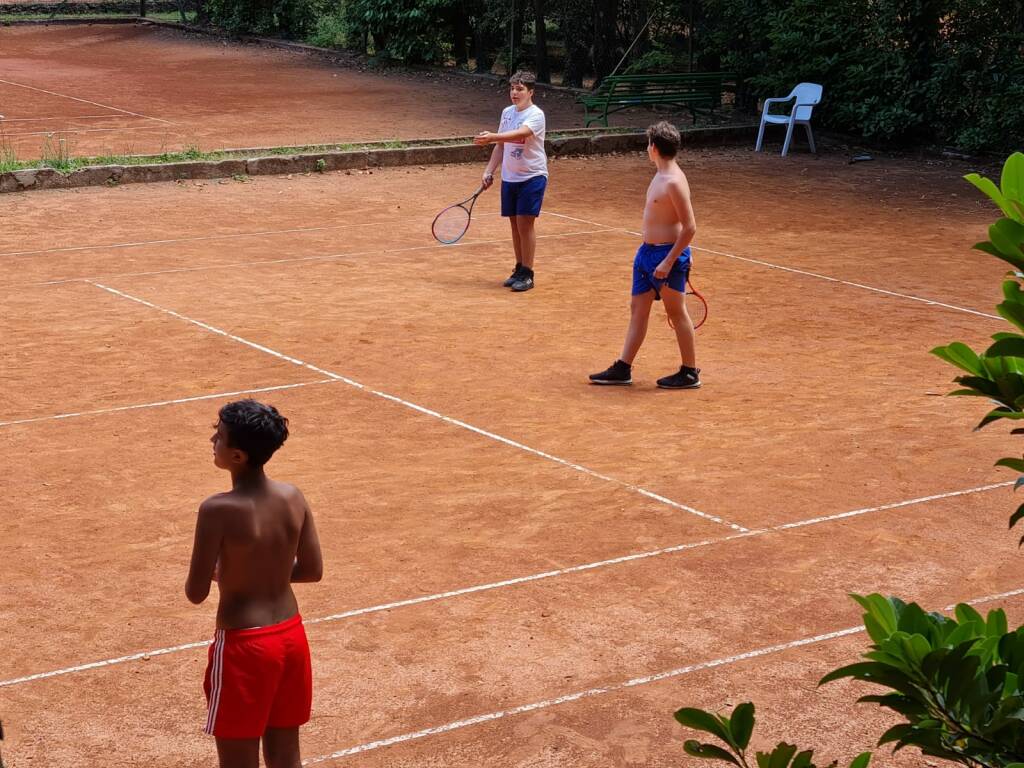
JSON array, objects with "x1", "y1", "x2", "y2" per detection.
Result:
[
  {"x1": 590, "y1": 121, "x2": 700, "y2": 389},
  {"x1": 473, "y1": 70, "x2": 548, "y2": 293}
]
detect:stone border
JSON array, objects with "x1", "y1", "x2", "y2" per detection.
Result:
[{"x1": 0, "y1": 126, "x2": 756, "y2": 194}]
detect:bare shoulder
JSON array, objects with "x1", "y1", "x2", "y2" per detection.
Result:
[
  {"x1": 668, "y1": 166, "x2": 691, "y2": 194},
  {"x1": 199, "y1": 491, "x2": 242, "y2": 515},
  {"x1": 271, "y1": 480, "x2": 309, "y2": 508}
]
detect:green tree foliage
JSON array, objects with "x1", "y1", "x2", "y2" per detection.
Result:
[
  {"x1": 194, "y1": 0, "x2": 1022, "y2": 151},
  {"x1": 696, "y1": 0, "x2": 1023, "y2": 150}
]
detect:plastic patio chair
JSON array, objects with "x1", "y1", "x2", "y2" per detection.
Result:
[{"x1": 755, "y1": 83, "x2": 823, "y2": 157}]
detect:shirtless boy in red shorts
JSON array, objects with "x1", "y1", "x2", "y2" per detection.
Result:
[{"x1": 186, "y1": 400, "x2": 323, "y2": 768}]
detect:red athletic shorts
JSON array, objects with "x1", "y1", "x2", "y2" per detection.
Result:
[{"x1": 203, "y1": 613, "x2": 312, "y2": 739}]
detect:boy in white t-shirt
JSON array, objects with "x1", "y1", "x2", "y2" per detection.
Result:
[{"x1": 473, "y1": 70, "x2": 548, "y2": 292}]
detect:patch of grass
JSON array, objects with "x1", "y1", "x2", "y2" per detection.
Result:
[
  {"x1": 0, "y1": 134, "x2": 19, "y2": 173},
  {"x1": 41, "y1": 133, "x2": 74, "y2": 172}
]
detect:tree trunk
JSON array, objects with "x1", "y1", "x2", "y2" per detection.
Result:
[
  {"x1": 452, "y1": 10, "x2": 470, "y2": 66},
  {"x1": 533, "y1": 0, "x2": 550, "y2": 82},
  {"x1": 591, "y1": 0, "x2": 619, "y2": 84},
  {"x1": 473, "y1": 25, "x2": 496, "y2": 73},
  {"x1": 559, "y1": 0, "x2": 589, "y2": 87}
]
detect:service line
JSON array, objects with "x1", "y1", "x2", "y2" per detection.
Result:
[
  {"x1": 0, "y1": 479, "x2": 1009, "y2": 689},
  {"x1": 87, "y1": 280, "x2": 742, "y2": 531}
]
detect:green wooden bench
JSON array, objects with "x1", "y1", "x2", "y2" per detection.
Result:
[{"x1": 577, "y1": 72, "x2": 737, "y2": 128}]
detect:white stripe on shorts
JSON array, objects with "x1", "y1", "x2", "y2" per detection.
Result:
[{"x1": 204, "y1": 630, "x2": 225, "y2": 735}]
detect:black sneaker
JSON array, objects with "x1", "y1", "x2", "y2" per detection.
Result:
[
  {"x1": 503, "y1": 264, "x2": 524, "y2": 287},
  {"x1": 657, "y1": 366, "x2": 701, "y2": 389},
  {"x1": 589, "y1": 359, "x2": 632, "y2": 385},
  {"x1": 510, "y1": 269, "x2": 534, "y2": 292}
]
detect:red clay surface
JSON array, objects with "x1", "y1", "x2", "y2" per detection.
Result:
[
  {"x1": 0, "y1": 23, "x2": 689, "y2": 160},
  {"x1": 1, "y1": 148, "x2": 1019, "y2": 768}
]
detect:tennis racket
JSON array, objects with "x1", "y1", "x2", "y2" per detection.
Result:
[
  {"x1": 644, "y1": 272, "x2": 708, "y2": 330},
  {"x1": 432, "y1": 185, "x2": 485, "y2": 244},
  {"x1": 685, "y1": 279, "x2": 708, "y2": 330}
]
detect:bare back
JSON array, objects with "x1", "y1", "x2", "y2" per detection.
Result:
[
  {"x1": 187, "y1": 478, "x2": 316, "y2": 630},
  {"x1": 642, "y1": 163, "x2": 692, "y2": 245}
]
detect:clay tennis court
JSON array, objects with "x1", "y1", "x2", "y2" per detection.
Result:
[
  {"x1": 0, "y1": 22, "x2": 687, "y2": 161},
  {"x1": 2, "y1": 149, "x2": 1021, "y2": 767}
]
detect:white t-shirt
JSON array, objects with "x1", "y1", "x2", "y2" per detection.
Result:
[{"x1": 499, "y1": 104, "x2": 547, "y2": 182}]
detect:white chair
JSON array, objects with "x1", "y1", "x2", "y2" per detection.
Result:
[{"x1": 755, "y1": 83, "x2": 823, "y2": 156}]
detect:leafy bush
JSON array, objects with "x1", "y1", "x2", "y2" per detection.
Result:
[
  {"x1": 676, "y1": 700, "x2": 871, "y2": 768},
  {"x1": 676, "y1": 153, "x2": 1024, "y2": 768},
  {"x1": 932, "y1": 152, "x2": 1024, "y2": 538},
  {"x1": 343, "y1": 0, "x2": 455, "y2": 63},
  {"x1": 307, "y1": 7, "x2": 349, "y2": 48}
]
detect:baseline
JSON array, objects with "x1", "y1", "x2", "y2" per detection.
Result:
[
  {"x1": 0, "y1": 480, "x2": 1006, "y2": 689},
  {"x1": 27, "y1": 227, "x2": 610, "y2": 287},
  {"x1": 547, "y1": 211, "x2": 1002, "y2": 322}
]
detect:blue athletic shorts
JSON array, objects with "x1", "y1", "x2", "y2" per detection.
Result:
[
  {"x1": 501, "y1": 175, "x2": 547, "y2": 217},
  {"x1": 632, "y1": 243, "x2": 691, "y2": 299}
]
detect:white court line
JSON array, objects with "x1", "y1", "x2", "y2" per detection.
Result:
[
  {"x1": 0, "y1": 115, "x2": 134, "y2": 122},
  {"x1": 547, "y1": 211, "x2": 1002, "y2": 322},
  {"x1": 0, "y1": 379, "x2": 335, "y2": 428},
  {"x1": 0, "y1": 480, "x2": 1008, "y2": 689},
  {"x1": 29, "y1": 227, "x2": 610, "y2": 287},
  {"x1": 0, "y1": 126, "x2": 172, "y2": 138},
  {"x1": 0, "y1": 79, "x2": 175, "y2": 125},
  {"x1": 87, "y1": 280, "x2": 740, "y2": 531},
  {"x1": 303, "y1": 583, "x2": 1024, "y2": 765},
  {"x1": 0, "y1": 211, "x2": 500, "y2": 260}
]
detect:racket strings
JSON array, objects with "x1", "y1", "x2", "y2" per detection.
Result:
[{"x1": 432, "y1": 205, "x2": 471, "y2": 244}]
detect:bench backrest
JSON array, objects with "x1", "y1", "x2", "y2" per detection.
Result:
[{"x1": 595, "y1": 72, "x2": 736, "y2": 99}]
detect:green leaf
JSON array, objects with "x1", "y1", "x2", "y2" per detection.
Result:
[
  {"x1": 684, "y1": 740, "x2": 742, "y2": 766},
  {"x1": 930, "y1": 343, "x2": 985, "y2": 376},
  {"x1": 730, "y1": 702, "x2": 755, "y2": 751},
  {"x1": 1000, "y1": 298, "x2": 1024, "y2": 334},
  {"x1": 791, "y1": 750, "x2": 815, "y2": 768},
  {"x1": 859, "y1": 594, "x2": 898, "y2": 636},
  {"x1": 966, "y1": 172, "x2": 1015, "y2": 219},
  {"x1": 1001, "y1": 153, "x2": 1024, "y2": 217},
  {"x1": 674, "y1": 708, "x2": 734, "y2": 746},
  {"x1": 987, "y1": 609, "x2": 1009, "y2": 637},
  {"x1": 848, "y1": 752, "x2": 871, "y2": 768},
  {"x1": 955, "y1": 603, "x2": 984, "y2": 625},
  {"x1": 992, "y1": 218, "x2": 1024, "y2": 261},
  {"x1": 987, "y1": 337, "x2": 1024, "y2": 358}
]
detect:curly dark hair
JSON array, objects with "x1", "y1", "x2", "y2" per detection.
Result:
[
  {"x1": 647, "y1": 121, "x2": 681, "y2": 158},
  {"x1": 218, "y1": 399, "x2": 289, "y2": 467},
  {"x1": 509, "y1": 70, "x2": 537, "y2": 90}
]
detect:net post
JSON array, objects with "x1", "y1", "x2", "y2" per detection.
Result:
[{"x1": 140, "y1": 0, "x2": 147, "y2": 16}]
